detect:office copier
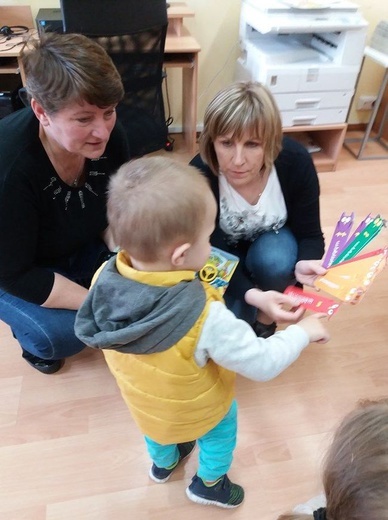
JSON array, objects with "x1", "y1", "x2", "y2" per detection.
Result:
[{"x1": 235, "y1": 0, "x2": 368, "y2": 126}]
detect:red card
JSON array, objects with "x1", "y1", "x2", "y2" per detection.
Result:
[{"x1": 284, "y1": 286, "x2": 340, "y2": 317}]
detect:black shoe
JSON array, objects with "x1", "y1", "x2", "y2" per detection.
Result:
[
  {"x1": 252, "y1": 320, "x2": 277, "y2": 338},
  {"x1": 22, "y1": 349, "x2": 64, "y2": 374},
  {"x1": 149, "y1": 441, "x2": 196, "y2": 483},
  {"x1": 186, "y1": 474, "x2": 244, "y2": 508}
]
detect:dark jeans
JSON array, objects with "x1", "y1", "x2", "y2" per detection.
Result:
[
  {"x1": 0, "y1": 239, "x2": 110, "y2": 360},
  {"x1": 213, "y1": 226, "x2": 298, "y2": 323}
]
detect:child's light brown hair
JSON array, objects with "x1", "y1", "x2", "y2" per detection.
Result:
[
  {"x1": 278, "y1": 398, "x2": 388, "y2": 520},
  {"x1": 107, "y1": 156, "x2": 213, "y2": 262}
]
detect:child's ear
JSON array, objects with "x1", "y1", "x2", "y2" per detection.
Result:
[{"x1": 171, "y1": 243, "x2": 191, "y2": 267}]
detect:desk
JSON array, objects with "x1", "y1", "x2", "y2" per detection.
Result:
[
  {"x1": 344, "y1": 46, "x2": 388, "y2": 160},
  {"x1": 0, "y1": 34, "x2": 30, "y2": 85},
  {"x1": 165, "y1": 3, "x2": 200, "y2": 153},
  {"x1": 0, "y1": 6, "x2": 34, "y2": 86},
  {"x1": 167, "y1": 2, "x2": 195, "y2": 36},
  {"x1": 0, "y1": 3, "x2": 201, "y2": 153}
]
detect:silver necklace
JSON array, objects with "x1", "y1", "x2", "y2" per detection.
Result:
[
  {"x1": 40, "y1": 128, "x2": 85, "y2": 187},
  {"x1": 72, "y1": 174, "x2": 81, "y2": 187}
]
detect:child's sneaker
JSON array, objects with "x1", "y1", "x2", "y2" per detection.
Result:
[
  {"x1": 149, "y1": 441, "x2": 196, "y2": 483},
  {"x1": 186, "y1": 474, "x2": 244, "y2": 508}
]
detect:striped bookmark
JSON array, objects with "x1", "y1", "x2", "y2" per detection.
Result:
[
  {"x1": 332, "y1": 215, "x2": 386, "y2": 265},
  {"x1": 322, "y1": 212, "x2": 354, "y2": 268}
]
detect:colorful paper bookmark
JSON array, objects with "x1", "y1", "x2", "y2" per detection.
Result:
[
  {"x1": 314, "y1": 247, "x2": 388, "y2": 304},
  {"x1": 322, "y1": 212, "x2": 354, "y2": 268},
  {"x1": 331, "y1": 215, "x2": 385, "y2": 265},
  {"x1": 284, "y1": 286, "x2": 340, "y2": 317}
]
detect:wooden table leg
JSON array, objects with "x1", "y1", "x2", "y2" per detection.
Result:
[{"x1": 181, "y1": 53, "x2": 198, "y2": 155}]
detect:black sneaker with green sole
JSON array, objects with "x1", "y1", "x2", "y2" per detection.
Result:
[
  {"x1": 149, "y1": 441, "x2": 196, "y2": 483},
  {"x1": 186, "y1": 474, "x2": 244, "y2": 508}
]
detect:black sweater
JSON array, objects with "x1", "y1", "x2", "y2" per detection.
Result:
[{"x1": 0, "y1": 108, "x2": 130, "y2": 304}]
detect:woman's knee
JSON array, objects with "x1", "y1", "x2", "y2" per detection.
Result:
[
  {"x1": 246, "y1": 229, "x2": 297, "y2": 273},
  {"x1": 0, "y1": 295, "x2": 84, "y2": 359},
  {"x1": 12, "y1": 320, "x2": 85, "y2": 360},
  {"x1": 245, "y1": 229, "x2": 298, "y2": 290}
]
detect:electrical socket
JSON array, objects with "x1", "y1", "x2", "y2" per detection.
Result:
[{"x1": 357, "y1": 95, "x2": 377, "y2": 111}]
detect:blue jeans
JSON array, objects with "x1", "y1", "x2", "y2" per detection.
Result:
[
  {"x1": 214, "y1": 226, "x2": 298, "y2": 323},
  {"x1": 145, "y1": 400, "x2": 238, "y2": 482},
  {"x1": 0, "y1": 239, "x2": 110, "y2": 360}
]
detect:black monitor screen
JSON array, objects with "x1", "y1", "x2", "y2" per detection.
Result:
[{"x1": 60, "y1": 0, "x2": 168, "y2": 35}]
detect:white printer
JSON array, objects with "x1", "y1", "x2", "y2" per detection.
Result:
[{"x1": 236, "y1": 0, "x2": 368, "y2": 126}]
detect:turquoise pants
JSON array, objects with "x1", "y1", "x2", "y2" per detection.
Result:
[{"x1": 144, "y1": 400, "x2": 238, "y2": 481}]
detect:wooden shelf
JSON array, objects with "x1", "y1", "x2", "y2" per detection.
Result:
[
  {"x1": 0, "y1": 6, "x2": 34, "y2": 93},
  {"x1": 0, "y1": 57, "x2": 19, "y2": 75},
  {"x1": 283, "y1": 123, "x2": 347, "y2": 172},
  {"x1": 163, "y1": 53, "x2": 196, "y2": 68},
  {"x1": 167, "y1": 2, "x2": 195, "y2": 36}
]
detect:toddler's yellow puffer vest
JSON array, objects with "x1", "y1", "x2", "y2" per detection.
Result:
[{"x1": 103, "y1": 279, "x2": 235, "y2": 444}]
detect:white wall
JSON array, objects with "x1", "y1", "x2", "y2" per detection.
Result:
[
  {"x1": 1, "y1": 0, "x2": 386, "y2": 126},
  {"x1": 347, "y1": 0, "x2": 388, "y2": 123}
]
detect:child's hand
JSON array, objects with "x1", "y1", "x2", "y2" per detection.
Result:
[
  {"x1": 297, "y1": 313, "x2": 330, "y2": 344},
  {"x1": 295, "y1": 260, "x2": 327, "y2": 287},
  {"x1": 245, "y1": 288, "x2": 305, "y2": 324}
]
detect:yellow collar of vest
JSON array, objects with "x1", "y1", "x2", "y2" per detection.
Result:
[{"x1": 116, "y1": 250, "x2": 196, "y2": 287}]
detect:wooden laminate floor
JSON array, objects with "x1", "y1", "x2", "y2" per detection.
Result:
[{"x1": 1, "y1": 135, "x2": 387, "y2": 520}]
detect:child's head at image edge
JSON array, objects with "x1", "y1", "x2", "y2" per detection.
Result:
[
  {"x1": 279, "y1": 397, "x2": 388, "y2": 520},
  {"x1": 323, "y1": 398, "x2": 388, "y2": 520}
]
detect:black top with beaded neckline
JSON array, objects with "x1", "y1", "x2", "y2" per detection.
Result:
[{"x1": 0, "y1": 108, "x2": 130, "y2": 304}]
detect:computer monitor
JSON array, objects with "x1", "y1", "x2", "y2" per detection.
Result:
[{"x1": 60, "y1": 0, "x2": 167, "y2": 35}]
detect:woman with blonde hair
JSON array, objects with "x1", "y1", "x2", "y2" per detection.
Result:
[
  {"x1": 278, "y1": 398, "x2": 388, "y2": 520},
  {"x1": 190, "y1": 81, "x2": 325, "y2": 337}
]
